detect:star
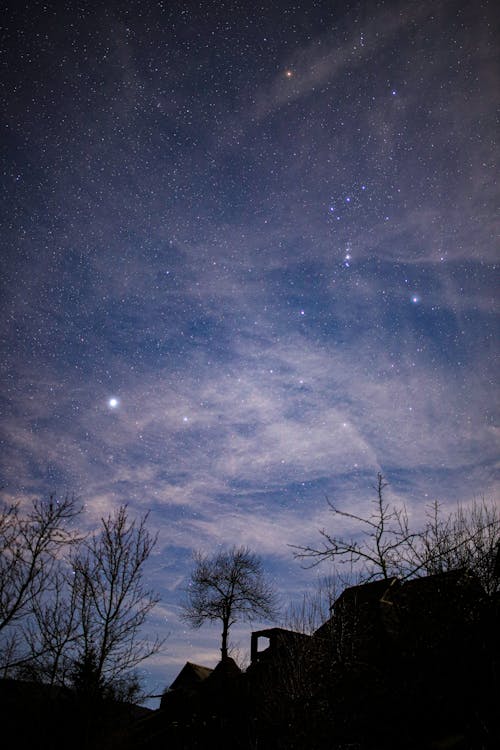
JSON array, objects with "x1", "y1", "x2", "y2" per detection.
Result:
[{"x1": 108, "y1": 397, "x2": 119, "y2": 409}]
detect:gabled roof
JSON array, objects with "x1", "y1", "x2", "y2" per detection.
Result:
[
  {"x1": 205, "y1": 656, "x2": 242, "y2": 687},
  {"x1": 169, "y1": 661, "x2": 213, "y2": 691}
]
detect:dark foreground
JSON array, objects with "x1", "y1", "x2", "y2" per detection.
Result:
[{"x1": 3, "y1": 571, "x2": 499, "y2": 749}]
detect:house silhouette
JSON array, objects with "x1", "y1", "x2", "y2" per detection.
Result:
[{"x1": 155, "y1": 568, "x2": 498, "y2": 749}]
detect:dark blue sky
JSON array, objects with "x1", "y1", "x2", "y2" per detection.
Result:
[{"x1": 1, "y1": 0, "x2": 498, "y2": 700}]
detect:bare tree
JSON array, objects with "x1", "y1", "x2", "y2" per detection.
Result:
[
  {"x1": 0, "y1": 494, "x2": 82, "y2": 671},
  {"x1": 181, "y1": 545, "x2": 279, "y2": 659},
  {"x1": 293, "y1": 474, "x2": 500, "y2": 590},
  {"x1": 403, "y1": 497, "x2": 500, "y2": 593},
  {"x1": 70, "y1": 505, "x2": 165, "y2": 696},
  {"x1": 21, "y1": 569, "x2": 81, "y2": 685},
  {"x1": 292, "y1": 474, "x2": 415, "y2": 582},
  {"x1": 1, "y1": 498, "x2": 164, "y2": 701}
]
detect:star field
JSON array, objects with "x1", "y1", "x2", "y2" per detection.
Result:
[{"x1": 1, "y1": 0, "x2": 498, "y2": 701}]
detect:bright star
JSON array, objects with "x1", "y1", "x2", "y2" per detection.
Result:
[{"x1": 108, "y1": 397, "x2": 119, "y2": 409}]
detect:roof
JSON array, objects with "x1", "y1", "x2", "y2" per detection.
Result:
[
  {"x1": 252, "y1": 627, "x2": 305, "y2": 639},
  {"x1": 400, "y1": 568, "x2": 472, "y2": 591},
  {"x1": 334, "y1": 577, "x2": 400, "y2": 605},
  {"x1": 394, "y1": 568, "x2": 484, "y2": 607},
  {"x1": 169, "y1": 661, "x2": 213, "y2": 691},
  {"x1": 314, "y1": 578, "x2": 400, "y2": 640},
  {"x1": 205, "y1": 657, "x2": 242, "y2": 687}
]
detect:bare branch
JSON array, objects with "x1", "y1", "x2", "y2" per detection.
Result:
[
  {"x1": 70, "y1": 506, "x2": 165, "y2": 692},
  {"x1": 181, "y1": 545, "x2": 279, "y2": 659},
  {"x1": 0, "y1": 494, "x2": 83, "y2": 670},
  {"x1": 293, "y1": 475, "x2": 500, "y2": 591}
]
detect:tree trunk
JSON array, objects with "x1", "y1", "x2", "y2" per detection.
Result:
[{"x1": 221, "y1": 618, "x2": 229, "y2": 659}]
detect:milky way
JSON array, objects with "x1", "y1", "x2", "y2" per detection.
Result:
[{"x1": 1, "y1": 0, "x2": 498, "y2": 700}]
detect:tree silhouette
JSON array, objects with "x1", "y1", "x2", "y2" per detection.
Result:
[
  {"x1": 292, "y1": 474, "x2": 500, "y2": 589},
  {"x1": 181, "y1": 546, "x2": 279, "y2": 659},
  {"x1": 0, "y1": 494, "x2": 82, "y2": 672},
  {"x1": 405, "y1": 497, "x2": 500, "y2": 593},
  {"x1": 1, "y1": 500, "x2": 164, "y2": 700},
  {"x1": 70, "y1": 506, "x2": 165, "y2": 695},
  {"x1": 292, "y1": 474, "x2": 415, "y2": 581}
]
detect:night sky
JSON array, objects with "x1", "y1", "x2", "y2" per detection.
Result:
[{"x1": 1, "y1": 0, "x2": 498, "y2": 701}]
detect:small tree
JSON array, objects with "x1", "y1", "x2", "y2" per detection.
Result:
[{"x1": 181, "y1": 546, "x2": 279, "y2": 659}]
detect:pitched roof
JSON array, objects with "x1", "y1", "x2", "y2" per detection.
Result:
[
  {"x1": 205, "y1": 657, "x2": 242, "y2": 686},
  {"x1": 169, "y1": 661, "x2": 213, "y2": 691}
]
